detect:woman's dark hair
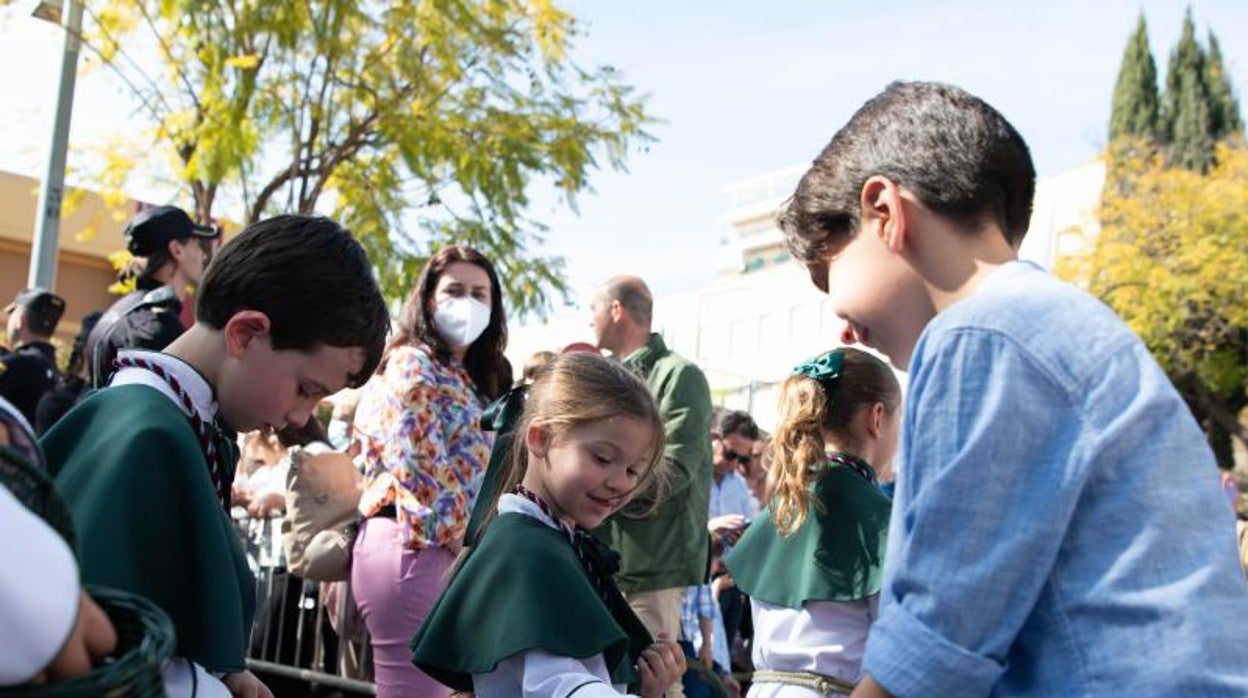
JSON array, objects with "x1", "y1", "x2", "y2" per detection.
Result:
[
  {"x1": 116, "y1": 249, "x2": 171, "y2": 290},
  {"x1": 66, "y1": 311, "x2": 103, "y2": 377},
  {"x1": 383, "y1": 245, "x2": 510, "y2": 401}
]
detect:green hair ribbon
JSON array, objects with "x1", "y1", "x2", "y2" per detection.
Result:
[{"x1": 792, "y1": 350, "x2": 843, "y2": 383}]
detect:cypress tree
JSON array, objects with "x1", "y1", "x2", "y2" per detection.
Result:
[
  {"x1": 1205, "y1": 32, "x2": 1243, "y2": 138},
  {"x1": 1109, "y1": 14, "x2": 1161, "y2": 141},
  {"x1": 1163, "y1": 7, "x2": 1216, "y2": 172}
]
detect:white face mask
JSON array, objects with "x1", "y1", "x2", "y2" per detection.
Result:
[
  {"x1": 433, "y1": 296, "x2": 492, "y2": 349},
  {"x1": 326, "y1": 418, "x2": 351, "y2": 450}
]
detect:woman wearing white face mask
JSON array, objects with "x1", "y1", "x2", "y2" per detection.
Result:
[{"x1": 350, "y1": 245, "x2": 511, "y2": 697}]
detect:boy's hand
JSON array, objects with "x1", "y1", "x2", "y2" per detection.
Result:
[
  {"x1": 850, "y1": 674, "x2": 893, "y2": 698},
  {"x1": 39, "y1": 591, "x2": 117, "y2": 682},
  {"x1": 638, "y1": 633, "x2": 686, "y2": 698},
  {"x1": 222, "y1": 669, "x2": 274, "y2": 698},
  {"x1": 698, "y1": 640, "x2": 714, "y2": 669}
]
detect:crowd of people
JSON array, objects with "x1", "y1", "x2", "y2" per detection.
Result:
[{"x1": 3, "y1": 79, "x2": 1248, "y2": 698}]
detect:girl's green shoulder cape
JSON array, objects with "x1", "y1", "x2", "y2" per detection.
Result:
[
  {"x1": 725, "y1": 465, "x2": 891, "y2": 608},
  {"x1": 411, "y1": 512, "x2": 651, "y2": 691}
]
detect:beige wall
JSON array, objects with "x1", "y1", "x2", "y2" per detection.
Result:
[{"x1": 0, "y1": 170, "x2": 138, "y2": 352}]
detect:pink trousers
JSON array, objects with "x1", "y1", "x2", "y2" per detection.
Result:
[{"x1": 351, "y1": 517, "x2": 455, "y2": 697}]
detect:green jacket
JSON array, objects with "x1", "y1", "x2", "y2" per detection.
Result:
[
  {"x1": 42, "y1": 384, "x2": 255, "y2": 673},
  {"x1": 597, "y1": 333, "x2": 713, "y2": 592}
]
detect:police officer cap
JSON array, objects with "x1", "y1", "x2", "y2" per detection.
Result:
[
  {"x1": 125, "y1": 205, "x2": 221, "y2": 257},
  {"x1": 5, "y1": 288, "x2": 66, "y2": 335}
]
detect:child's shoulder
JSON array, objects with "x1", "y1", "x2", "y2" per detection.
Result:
[
  {"x1": 477, "y1": 512, "x2": 579, "y2": 567},
  {"x1": 45, "y1": 384, "x2": 203, "y2": 477},
  {"x1": 923, "y1": 261, "x2": 1140, "y2": 390}
]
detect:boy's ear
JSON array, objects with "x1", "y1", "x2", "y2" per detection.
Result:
[
  {"x1": 860, "y1": 175, "x2": 909, "y2": 254},
  {"x1": 223, "y1": 310, "x2": 272, "y2": 358},
  {"x1": 524, "y1": 423, "x2": 550, "y2": 459}
]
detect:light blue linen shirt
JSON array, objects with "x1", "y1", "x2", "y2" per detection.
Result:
[{"x1": 863, "y1": 261, "x2": 1248, "y2": 697}]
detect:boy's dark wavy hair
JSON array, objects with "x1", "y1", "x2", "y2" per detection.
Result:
[
  {"x1": 196, "y1": 214, "x2": 390, "y2": 388},
  {"x1": 779, "y1": 81, "x2": 1036, "y2": 291}
]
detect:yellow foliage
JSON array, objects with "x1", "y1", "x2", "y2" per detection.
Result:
[
  {"x1": 106, "y1": 249, "x2": 137, "y2": 296},
  {"x1": 61, "y1": 187, "x2": 86, "y2": 219},
  {"x1": 527, "y1": 0, "x2": 572, "y2": 62},
  {"x1": 1059, "y1": 141, "x2": 1248, "y2": 388},
  {"x1": 224, "y1": 54, "x2": 260, "y2": 70}
]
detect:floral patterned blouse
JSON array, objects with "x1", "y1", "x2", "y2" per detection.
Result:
[{"x1": 354, "y1": 344, "x2": 493, "y2": 550}]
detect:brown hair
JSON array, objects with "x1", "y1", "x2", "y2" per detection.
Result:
[
  {"x1": 778, "y1": 81, "x2": 1035, "y2": 292},
  {"x1": 474, "y1": 352, "x2": 667, "y2": 536},
  {"x1": 382, "y1": 245, "x2": 510, "y2": 400},
  {"x1": 767, "y1": 347, "x2": 900, "y2": 535},
  {"x1": 521, "y1": 350, "x2": 557, "y2": 384}
]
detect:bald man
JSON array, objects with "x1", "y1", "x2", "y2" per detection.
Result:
[{"x1": 590, "y1": 276, "x2": 713, "y2": 697}]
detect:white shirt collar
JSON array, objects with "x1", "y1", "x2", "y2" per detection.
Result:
[
  {"x1": 110, "y1": 349, "x2": 218, "y2": 424},
  {"x1": 497, "y1": 492, "x2": 562, "y2": 532}
]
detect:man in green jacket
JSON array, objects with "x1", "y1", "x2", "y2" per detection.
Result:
[{"x1": 592, "y1": 275, "x2": 713, "y2": 698}]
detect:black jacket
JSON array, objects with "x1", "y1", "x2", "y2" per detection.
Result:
[
  {"x1": 87, "y1": 285, "x2": 185, "y2": 389},
  {"x1": 0, "y1": 341, "x2": 59, "y2": 427}
]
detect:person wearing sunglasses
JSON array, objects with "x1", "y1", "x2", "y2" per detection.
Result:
[{"x1": 709, "y1": 410, "x2": 760, "y2": 544}]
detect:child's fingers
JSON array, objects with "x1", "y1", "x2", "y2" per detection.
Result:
[
  {"x1": 638, "y1": 652, "x2": 654, "y2": 676},
  {"x1": 643, "y1": 643, "x2": 684, "y2": 675}
]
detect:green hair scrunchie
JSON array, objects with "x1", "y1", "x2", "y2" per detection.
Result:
[{"x1": 792, "y1": 350, "x2": 843, "y2": 383}]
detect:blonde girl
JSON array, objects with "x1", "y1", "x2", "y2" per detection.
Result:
[
  {"x1": 725, "y1": 347, "x2": 900, "y2": 697},
  {"x1": 412, "y1": 351, "x2": 687, "y2": 697}
]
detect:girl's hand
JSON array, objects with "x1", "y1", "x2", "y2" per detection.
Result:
[{"x1": 638, "y1": 633, "x2": 686, "y2": 698}]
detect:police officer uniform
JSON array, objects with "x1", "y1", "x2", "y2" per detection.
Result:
[
  {"x1": 0, "y1": 289, "x2": 66, "y2": 426},
  {"x1": 87, "y1": 205, "x2": 220, "y2": 389}
]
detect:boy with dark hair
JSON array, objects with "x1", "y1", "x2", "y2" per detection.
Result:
[
  {"x1": 43, "y1": 214, "x2": 390, "y2": 697},
  {"x1": 780, "y1": 81, "x2": 1248, "y2": 697}
]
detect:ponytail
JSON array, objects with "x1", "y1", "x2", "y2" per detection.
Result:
[{"x1": 766, "y1": 347, "x2": 900, "y2": 535}]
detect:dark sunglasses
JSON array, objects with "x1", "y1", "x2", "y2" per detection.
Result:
[{"x1": 722, "y1": 448, "x2": 752, "y2": 466}]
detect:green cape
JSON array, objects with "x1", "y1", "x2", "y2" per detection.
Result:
[
  {"x1": 411, "y1": 512, "x2": 652, "y2": 690},
  {"x1": 725, "y1": 465, "x2": 890, "y2": 608},
  {"x1": 42, "y1": 384, "x2": 255, "y2": 673}
]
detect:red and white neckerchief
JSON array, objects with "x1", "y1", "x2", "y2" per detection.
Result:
[
  {"x1": 512, "y1": 483, "x2": 576, "y2": 542},
  {"x1": 113, "y1": 355, "x2": 231, "y2": 508}
]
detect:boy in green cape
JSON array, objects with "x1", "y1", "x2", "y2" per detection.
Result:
[{"x1": 43, "y1": 215, "x2": 389, "y2": 697}]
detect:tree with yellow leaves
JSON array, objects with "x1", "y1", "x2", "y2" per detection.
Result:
[
  {"x1": 79, "y1": 0, "x2": 654, "y2": 315},
  {"x1": 1057, "y1": 142, "x2": 1248, "y2": 468}
]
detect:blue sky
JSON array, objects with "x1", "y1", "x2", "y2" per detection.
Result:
[
  {"x1": 534, "y1": 0, "x2": 1247, "y2": 304},
  {"x1": 1, "y1": 1, "x2": 1245, "y2": 309}
]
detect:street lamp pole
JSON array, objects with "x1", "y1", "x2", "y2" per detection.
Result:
[{"x1": 27, "y1": 0, "x2": 84, "y2": 291}]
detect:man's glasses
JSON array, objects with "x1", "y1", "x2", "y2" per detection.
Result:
[{"x1": 722, "y1": 448, "x2": 752, "y2": 466}]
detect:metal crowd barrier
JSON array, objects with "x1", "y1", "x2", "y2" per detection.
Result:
[{"x1": 232, "y1": 511, "x2": 376, "y2": 696}]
